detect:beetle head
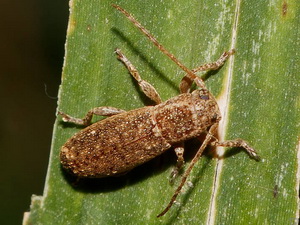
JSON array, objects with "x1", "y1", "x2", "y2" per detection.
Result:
[{"x1": 191, "y1": 89, "x2": 221, "y2": 126}]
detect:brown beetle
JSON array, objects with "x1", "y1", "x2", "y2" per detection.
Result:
[{"x1": 59, "y1": 5, "x2": 259, "y2": 217}]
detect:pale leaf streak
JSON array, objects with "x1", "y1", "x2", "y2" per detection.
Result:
[
  {"x1": 296, "y1": 140, "x2": 300, "y2": 220},
  {"x1": 206, "y1": 0, "x2": 241, "y2": 224}
]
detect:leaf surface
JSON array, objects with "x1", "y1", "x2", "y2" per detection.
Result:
[{"x1": 24, "y1": 1, "x2": 299, "y2": 224}]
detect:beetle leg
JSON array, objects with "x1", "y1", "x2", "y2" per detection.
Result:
[
  {"x1": 157, "y1": 123, "x2": 219, "y2": 217},
  {"x1": 115, "y1": 48, "x2": 162, "y2": 105},
  {"x1": 179, "y1": 49, "x2": 235, "y2": 93},
  {"x1": 113, "y1": 5, "x2": 234, "y2": 95},
  {"x1": 169, "y1": 143, "x2": 185, "y2": 183},
  {"x1": 193, "y1": 49, "x2": 236, "y2": 73},
  {"x1": 58, "y1": 106, "x2": 126, "y2": 126},
  {"x1": 210, "y1": 139, "x2": 260, "y2": 160},
  {"x1": 179, "y1": 76, "x2": 194, "y2": 94}
]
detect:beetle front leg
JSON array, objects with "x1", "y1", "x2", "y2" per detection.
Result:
[
  {"x1": 115, "y1": 48, "x2": 162, "y2": 105},
  {"x1": 210, "y1": 138, "x2": 259, "y2": 160},
  {"x1": 169, "y1": 143, "x2": 185, "y2": 183},
  {"x1": 58, "y1": 106, "x2": 126, "y2": 126},
  {"x1": 179, "y1": 49, "x2": 235, "y2": 93}
]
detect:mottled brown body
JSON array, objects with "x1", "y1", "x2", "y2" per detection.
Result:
[
  {"x1": 59, "y1": 5, "x2": 259, "y2": 217},
  {"x1": 61, "y1": 90, "x2": 219, "y2": 178}
]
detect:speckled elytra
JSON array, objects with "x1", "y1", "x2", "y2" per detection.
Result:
[{"x1": 59, "y1": 4, "x2": 259, "y2": 217}]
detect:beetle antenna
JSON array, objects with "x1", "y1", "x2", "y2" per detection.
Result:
[
  {"x1": 112, "y1": 4, "x2": 199, "y2": 83},
  {"x1": 157, "y1": 124, "x2": 217, "y2": 217}
]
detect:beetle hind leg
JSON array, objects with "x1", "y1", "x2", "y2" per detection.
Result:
[
  {"x1": 58, "y1": 106, "x2": 126, "y2": 126},
  {"x1": 115, "y1": 48, "x2": 162, "y2": 105}
]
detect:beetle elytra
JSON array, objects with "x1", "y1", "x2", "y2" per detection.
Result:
[{"x1": 59, "y1": 4, "x2": 259, "y2": 217}]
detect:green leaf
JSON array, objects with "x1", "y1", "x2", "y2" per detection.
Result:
[{"x1": 24, "y1": 0, "x2": 299, "y2": 224}]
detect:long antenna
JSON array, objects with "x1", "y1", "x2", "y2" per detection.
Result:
[
  {"x1": 156, "y1": 124, "x2": 217, "y2": 217},
  {"x1": 112, "y1": 4, "x2": 198, "y2": 81}
]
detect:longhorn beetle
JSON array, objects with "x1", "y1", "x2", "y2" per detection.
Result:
[{"x1": 59, "y1": 4, "x2": 259, "y2": 217}]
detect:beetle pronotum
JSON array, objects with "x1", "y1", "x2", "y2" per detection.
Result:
[{"x1": 59, "y1": 4, "x2": 259, "y2": 217}]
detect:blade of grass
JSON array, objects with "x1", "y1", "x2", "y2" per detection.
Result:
[{"x1": 24, "y1": 1, "x2": 299, "y2": 224}]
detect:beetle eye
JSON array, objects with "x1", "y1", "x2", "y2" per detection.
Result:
[{"x1": 200, "y1": 95, "x2": 209, "y2": 100}]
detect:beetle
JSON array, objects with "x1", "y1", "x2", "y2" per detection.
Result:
[{"x1": 59, "y1": 4, "x2": 259, "y2": 217}]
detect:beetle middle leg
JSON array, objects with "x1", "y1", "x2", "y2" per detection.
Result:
[
  {"x1": 115, "y1": 48, "x2": 187, "y2": 181},
  {"x1": 169, "y1": 143, "x2": 185, "y2": 183},
  {"x1": 180, "y1": 49, "x2": 235, "y2": 93},
  {"x1": 115, "y1": 48, "x2": 162, "y2": 104},
  {"x1": 113, "y1": 5, "x2": 234, "y2": 96},
  {"x1": 157, "y1": 123, "x2": 219, "y2": 217},
  {"x1": 58, "y1": 106, "x2": 125, "y2": 126}
]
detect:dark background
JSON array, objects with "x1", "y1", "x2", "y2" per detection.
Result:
[{"x1": 0, "y1": 1, "x2": 68, "y2": 224}]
